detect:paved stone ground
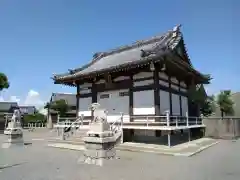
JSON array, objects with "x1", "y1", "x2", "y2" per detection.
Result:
[{"x1": 0, "y1": 130, "x2": 240, "y2": 180}]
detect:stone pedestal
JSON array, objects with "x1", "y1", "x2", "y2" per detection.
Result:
[
  {"x1": 81, "y1": 104, "x2": 120, "y2": 166},
  {"x1": 3, "y1": 120, "x2": 24, "y2": 147},
  {"x1": 82, "y1": 121, "x2": 118, "y2": 166}
]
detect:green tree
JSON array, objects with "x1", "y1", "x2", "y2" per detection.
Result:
[
  {"x1": 216, "y1": 90, "x2": 234, "y2": 117},
  {"x1": 200, "y1": 95, "x2": 216, "y2": 117},
  {"x1": 188, "y1": 84, "x2": 208, "y2": 115},
  {"x1": 45, "y1": 99, "x2": 69, "y2": 117},
  {"x1": 0, "y1": 72, "x2": 10, "y2": 91},
  {"x1": 188, "y1": 84, "x2": 206, "y2": 105},
  {"x1": 44, "y1": 102, "x2": 50, "y2": 109},
  {"x1": 23, "y1": 112, "x2": 46, "y2": 124}
]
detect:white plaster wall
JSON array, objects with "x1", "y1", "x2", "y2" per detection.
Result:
[
  {"x1": 171, "y1": 84, "x2": 179, "y2": 91},
  {"x1": 160, "y1": 90, "x2": 170, "y2": 114},
  {"x1": 79, "y1": 83, "x2": 92, "y2": 89},
  {"x1": 159, "y1": 72, "x2": 168, "y2": 80},
  {"x1": 133, "y1": 90, "x2": 155, "y2": 115},
  {"x1": 133, "y1": 72, "x2": 153, "y2": 80},
  {"x1": 78, "y1": 97, "x2": 92, "y2": 117},
  {"x1": 181, "y1": 96, "x2": 189, "y2": 116},
  {"x1": 159, "y1": 80, "x2": 169, "y2": 87},
  {"x1": 180, "y1": 88, "x2": 187, "y2": 92},
  {"x1": 180, "y1": 81, "x2": 187, "y2": 92},
  {"x1": 180, "y1": 81, "x2": 187, "y2": 87},
  {"x1": 113, "y1": 76, "x2": 130, "y2": 82},
  {"x1": 97, "y1": 90, "x2": 130, "y2": 123},
  {"x1": 171, "y1": 77, "x2": 179, "y2": 84},
  {"x1": 95, "y1": 79, "x2": 105, "y2": 84},
  {"x1": 79, "y1": 88, "x2": 91, "y2": 94},
  {"x1": 133, "y1": 79, "x2": 154, "y2": 87},
  {"x1": 172, "y1": 93, "x2": 181, "y2": 115}
]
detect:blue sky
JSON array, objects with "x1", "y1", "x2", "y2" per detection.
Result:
[{"x1": 0, "y1": 0, "x2": 238, "y2": 107}]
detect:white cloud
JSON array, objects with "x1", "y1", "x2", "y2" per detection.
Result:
[
  {"x1": 9, "y1": 96, "x2": 21, "y2": 103},
  {"x1": 23, "y1": 90, "x2": 47, "y2": 115},
  {"x1": 24, "y1": 90, "x2": 44, "y2": 107},
  {"x1": 38, "y1": 107, "x2": 48, "y2": 115},
  {"x1": 0, "y1": 96, "x2": 4, "y2": 101},
  {"x1": 0, "y1": 95, "x2": 20, "y2": 103},
  {"x1": 0, "y1": 89, "x2": 48, "y2": 115}
]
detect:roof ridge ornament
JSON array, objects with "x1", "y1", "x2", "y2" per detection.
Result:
[
  {"x1": 172, "y1": 24, "x2": 181, "y2": 38},
  {"x1": 173, "y1": 24, "x2": 181, "y2": 32},
  {"x1": 68, "y1": 69, "x2": 75, "y2": 74}
]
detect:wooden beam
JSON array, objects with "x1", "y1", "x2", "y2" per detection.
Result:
[
  {"x1": 76, "y1": 83, "x2": 80, "y2": 117},
  {"x1": 153, "y1": 65, "x2": 161, "y2": 121},
  {"x1": 129, "y1": 74, "x2": 134, "y2": 122}
]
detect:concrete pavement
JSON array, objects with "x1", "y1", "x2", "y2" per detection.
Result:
[{"x1": 0, "y1": 129, "x2": 240, "y2": 180}]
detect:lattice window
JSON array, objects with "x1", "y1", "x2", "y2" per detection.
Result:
[
  {"x1": 100, "y1": 94, "x2": 110, "y2": 99},
  {"x1": 119, "y1": 91, "x2": 129, "y2": 97}
]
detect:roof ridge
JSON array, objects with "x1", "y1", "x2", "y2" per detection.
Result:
[
  {"x1": 0, "y1": 101, "x2": 18, "y2": 104},
  {"x1": 53, "y1": 25, "x2": 184, "y2": 81},
  {"x1": 52, "y1": 92, "x2": 75, "y2": 95},
  {"x1": 94, "y1": 31, "x2": 172, "y2": 60},
  {"x1": 94, "y1": 25, "x2": 182, "y2": 60},
  {"x1": 65, "y1": 32, "x2": 172, "y2": 75}
]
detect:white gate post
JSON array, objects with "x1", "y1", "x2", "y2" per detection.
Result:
[
  {"x1": 166, "y1": 110, "x2": 170, "y2": 126},
  {"x1": 186, "y1": 111, "x2": 189, "y2": 126}
]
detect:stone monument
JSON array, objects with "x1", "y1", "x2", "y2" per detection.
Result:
[
  {"x1": 80, "y1": 103, "x2": 122, "y2": 166},
  {"x1": 3, "y1": 109, "x2": 24, "y2": 145}
]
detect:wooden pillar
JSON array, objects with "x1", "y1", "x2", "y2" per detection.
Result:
[
  {"x1": 179, "y1": 81, "x2": 182, "y2": 116},
  {"x1": 92, "y1": 83, "x2": 97, "y2": 103},
  {"x1": 188, "y1": 78, "x2": 199, "y2": 117},
  {"x1": 154, "y1": 65, "x2": 161, "y2": 122},
  {"x1": 91, "y1": 82, "x2": 97, "y2": 119},
  {"x1": 168, "y1": 76, "x2": 173, "y2": 115},
  {"x1": 76, "y1": 83, "x2": 80, "y2": 117},
  {"x1": 129, "y1": 74, "x2": 134, "y2": 122}
]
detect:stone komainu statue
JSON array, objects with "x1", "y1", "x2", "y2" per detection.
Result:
[
  {"x1": 90, "y1": 103, "x2": 108, "y2": 123},
  {"x1": 11, "y1": 109, "x2": 21, "y2": 123}
]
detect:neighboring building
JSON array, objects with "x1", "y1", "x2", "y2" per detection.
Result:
[
  {"x1": 47, "y1": 93, "x2": 77, "y2": 124},
  {"x1": 0, "y1": 102, "x2": 19, "y2": 131},
  {"x1": 0, "y1": 102, "x2": 19, "y2": 113},
  {"x1": 51, "y1": 25, "x2": 210, "y2": 141},
  {"x1": 19, "y1": 106, "x2": 37, "y2": 115}
]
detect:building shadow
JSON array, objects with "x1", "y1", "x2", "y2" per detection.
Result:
[{"x1": 129, "y1": 129, "x2": 204, "y2": 146}]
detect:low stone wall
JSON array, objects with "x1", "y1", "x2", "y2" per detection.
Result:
[{"x1": 203, "y1": 118, "x2": 240, "y2": 139}]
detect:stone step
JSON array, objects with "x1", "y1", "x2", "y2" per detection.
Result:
[
  {"x1": 47, "y1": 139, "x2": 219, "y2": 157},
  {"x1": 46, "y1": 140, "x2": 181, "y2": 156},
  {"x1": 47, "y1": 137, "x2": 167, "y2": 152},
  {"x1": 48, "y1": 139, "x2": 85, "y2": 145}
]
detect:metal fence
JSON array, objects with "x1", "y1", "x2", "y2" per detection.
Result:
[
  {"x1": 24, "y1": 123, "x2": 46, "y2": 128},
  {"x1": 54, "y1": 111, "x2": 204, "y2": 129}
]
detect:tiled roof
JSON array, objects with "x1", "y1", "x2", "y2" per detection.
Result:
[
  {"x1": 50, "y1": 93, "x2": 76, "y2": 106},
  {"x1": 18, "y1": 106, "x2": 36, "y2": 115},
  {"x1": 49, "y1": 109, "x2": 76, "y2": 114},
  {"x1": 53, "y1": 25, "x2": 184, "y2": 81},
  {"x1": 0, "y1": 102, "x2": 18, "y2": 112}
]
